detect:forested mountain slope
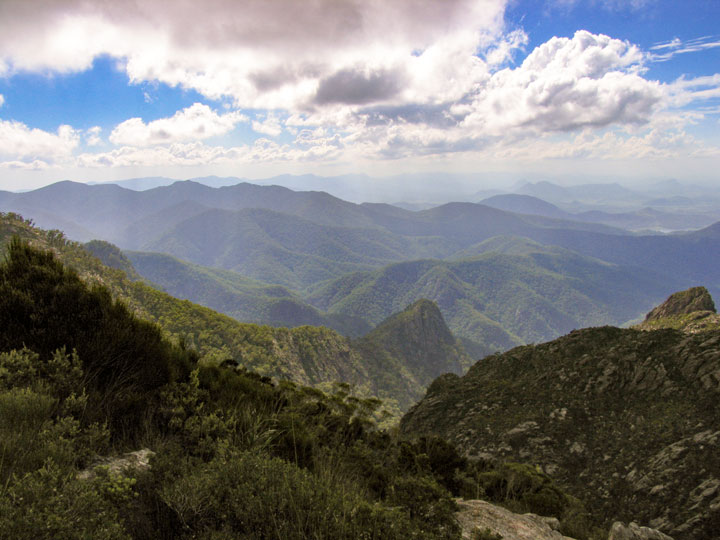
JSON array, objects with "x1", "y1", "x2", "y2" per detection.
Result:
[
  {"x1": 306, "y1": 244, "x2": 680, "y2": 347},
  {"x1": 89, "y1": 244, "x2": 370, "y2": 337},
  {"x1": 401, "y1": 292, "x2": 720, "y2": 540},
  {"x1": 0, "y1": 213, "x2": 465, "y2": 414}
]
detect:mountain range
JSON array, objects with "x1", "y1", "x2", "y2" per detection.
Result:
[{"x1": 2, "y1": 180, "x2": 720, "y2": 358}]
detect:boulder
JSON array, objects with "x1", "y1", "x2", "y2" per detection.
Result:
[
  {"x1": 455, "y1": 499, "x2": 576, "y2": 540},
  {"x1": 608, "y1": 521, "x2": 674, "y2": 540}
]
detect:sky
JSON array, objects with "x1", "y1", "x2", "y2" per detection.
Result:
[{"x1": 0, "y1": 0, "x2": 719, "y2": 190}]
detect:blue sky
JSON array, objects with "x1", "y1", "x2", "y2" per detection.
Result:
[{"x1": 0, "y1": 0, "x2": 718, "y2": 190}]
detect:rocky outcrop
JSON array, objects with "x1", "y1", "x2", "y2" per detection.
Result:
[
  {"x1": 644, "y1": 288, "x2": 715, "y2": 321},
  {"x1": 636, "y1": 288, "x2": 719, "y2": 333},
  {"x1": 401, "y1": 325, "x2": 720, "y2": 539},
  {"x1": 78, "y1": 448, "x2": 155, "y2": 480},
  {"x1": 455, "y1": 499, "x2": 576, "y2": 540},
  {"x1": 608, "y1": 521, "x2": 674, "y2": 540}
]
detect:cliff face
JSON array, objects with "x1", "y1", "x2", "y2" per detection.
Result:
[{"x1": 401, "y1": 324, "x2": 720, "y2": 540}]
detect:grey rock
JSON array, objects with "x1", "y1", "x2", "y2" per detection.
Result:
[
  {"x1": 455, "y1": 499, "x2": 576, "y2": 540},
  {"x1": 78, "y1": 448, "x2": 154, "y2": 480},
  {"x1": 608, "y1": 522, "x2": 674, "y2": 540}
]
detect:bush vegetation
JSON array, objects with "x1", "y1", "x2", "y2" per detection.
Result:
[{"x1": 0, "y1": 237, "x2": 602, "y2": 539}]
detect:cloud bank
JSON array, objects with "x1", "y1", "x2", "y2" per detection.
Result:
[{"x1": 0, "y1": 0, "x2": 717, "y2": 174}]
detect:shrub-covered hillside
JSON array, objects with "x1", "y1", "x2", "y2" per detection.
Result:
[
  {"x1": 0, "y1": 213, "x2": 468, "y2": 415},
  {"x1": 401, "y1": 321, "x2": 720, "y2": 539},
  {"x1": 0, "y1": 238, "x2": 602, "y2": 539}
]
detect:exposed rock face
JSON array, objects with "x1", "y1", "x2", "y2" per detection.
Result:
[
  {"x1": 455, "y1": 499, "x2": 576, "y2": 540},
  {"x1": 636, "y1": 288, "x2": 720, "y2": 333},
  {"x1": 401, "y1": 326, "x2": 720, "y2": 540},
  {"x1": 608, "y1": 521, "x2": 674, "y2": 540},
  {"x1": 644, "y1": 288, "x2": 715, "y2": 321}
]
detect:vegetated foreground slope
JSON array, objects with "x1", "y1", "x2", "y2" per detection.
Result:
[
  {"x1": 306, "y1": 238, "x2": 680, "y2": 349},
  {"x1": 0, "y1": 233, "x2": 612, "y2": 540},
  {"x1": 401, "y1": 291, "x2": 720, "y2": 540},
  {"x1": 0, "y1": 213, "x2": 464, "y2": 414},
  {"x1": 0, "y1": 236, "x2": 462, "y2": 539}
]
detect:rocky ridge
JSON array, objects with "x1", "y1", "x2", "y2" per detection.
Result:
[{"x1": 402, "y1": 292, "x2": 720, "y2": 540}]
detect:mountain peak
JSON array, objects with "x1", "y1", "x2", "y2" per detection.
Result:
[
  {"x1": 644, "y1": 286, "x2": 716, "y2": 321},
  {"x1": 360, "y1": 299, "x2": 469, "y2": 386},
  {"x1": 369, "y1": 299, "x2": 455, "y2": 349}
]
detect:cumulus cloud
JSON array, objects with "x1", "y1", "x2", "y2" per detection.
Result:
[
  {"x1": 461, "y1": 31, "x2": 661, "y2": 135},
  {"x1": 109, "y1": 103, "x2": 247, "y2": 146},
  {"x1": 0, "y1": 94, "x2": 4, "y2": 107},
  {"x1": 0, "y1": 0, "x2": 506, "y2": 110},
  {"x1": 0, "y1": 1, "x2": 715, "y2": 171},
  {"x1": 0, "y1": 120, "x2": 78, "y2": 162}
]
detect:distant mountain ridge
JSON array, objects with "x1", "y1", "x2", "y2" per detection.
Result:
[
  {"x1": 480, "y1": 193, "x2": 719, "y2": 232},
  {"x1": 305, "y1": 242, "x2": 683, "y2": 349},
  {"x1": 3, "y1": 180, "x2": 719, "y2": 299}
]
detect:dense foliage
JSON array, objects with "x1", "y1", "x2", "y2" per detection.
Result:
[{"x1": 0, "y1": 238, "x2": 600, "y2": 539}]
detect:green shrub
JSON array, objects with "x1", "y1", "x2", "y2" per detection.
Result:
[
  {"x1": 160, "y1": 451, "x2": 434, "y2": 540},
  {"x1": 0, "y1": 460, "x2": 132, "y2": 540}
]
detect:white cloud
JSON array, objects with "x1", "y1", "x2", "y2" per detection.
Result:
[
  {"x1": 460, "y1": 31, "x2": 661, "y2": 135},
  {"x1": 75, "y1": 136, "x2": 343, "y2": 169},
  {"x1": 665, "y1": 74, "x2": 720, "y2": 108},
  {"x1": 0, "y1": 0, "x2": 507, "y2": 110},
  {"x1": 0, "y1": 159, "x2": 52, "y2": 170},
  {"x1": 252, "y1": 114, "x2": 283, "y2": 136},
  {"x1": 85, "y1": 126, "x2": 102, "y2": 147},
  {"x1": 0, "y1": 94, "x2": 4, "y2": 107},
  {"x1": 109, "y1": 103, "x2": 247, "y2": 146},
  {"x1": 0, "y1": 1, "x2": 716, "y2": 174},
  {"x1": 0, "y1": 120, "x2": 78, "y2": 162},
  {"x1": 650, "y1": 36, "x2": 720, "y2": 62}
]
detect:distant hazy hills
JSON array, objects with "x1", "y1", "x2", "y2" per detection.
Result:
[
  {"x1": 3, "y1": 179, "x2": 720, "y2": 355},
  {"x1": 481, "y1": 193, "x2": 719, "y2": 231}
]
